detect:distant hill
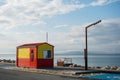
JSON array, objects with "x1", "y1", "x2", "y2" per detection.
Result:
[
  {"x1": 55, "y1": 51, "x2": 120, "y2": 55},
  {"x1": 55, "y1": 51, "x2": 83, "y2": 55}
]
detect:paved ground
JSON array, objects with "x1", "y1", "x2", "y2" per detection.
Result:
[
  {"x1": 0, "y1": 68, "x2": 92, "y2": 80},
  {"x1": 0, "y1": 63, "x2": 98, "y2": 80},
  {"x1": 1, "y1": 62, "x2": 120, "y2": 80}
]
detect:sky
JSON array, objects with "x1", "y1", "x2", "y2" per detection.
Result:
[{"x1": 0, "y1": 0, "x2": 120, "y2": 54}]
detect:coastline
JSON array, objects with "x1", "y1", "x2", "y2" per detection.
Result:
[
  {"x1": 1, "y1": 53, "x2": 120, "y2": 67},
  {"x1": 0, "y1": 61, "x2": 120, "y2": 80},
  {"x1": 0, "y1": 61, "x2": 120, "y2": 74},
  {"x1": 0, "y1": 59, "x2": 120, "y2": 71}
]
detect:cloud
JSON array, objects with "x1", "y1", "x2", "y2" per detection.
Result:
[
  {"x1": 0, "y1": 18, "x2": 120, "y2": 54},
  {"x1": 67, "y1": 18, "x2": 120, "y2": 53},
  {"x1": 0, "y1": 0, "x2": 48, "y2": 30},
  {"x1": 90, "y1": 0, "x2": 120, "y2": 6},
  {"x1": 69, "y1": 26, "x2": 85, "y2": 38},
  {"x1": 0, "y1": 30, "x2": 47, "y2": 54},
  {"x1": 88, "y1": 19, "x2": 120, "y2": 49},
  {"x1": 0, "y1": 32, "x2": 17, "y2": 54},
  {"x1": 0, "y1": 0, "x2": 119, "y2": 30},
  {"x1": 54, "y1": 24, "x2": 69, "y2": 29},
  {"x1": 51, "y1": 18, "x2": 120, "y2": 53},
  {"x1": 0, "y1": 0, "x2": 120, "y2": 54},
  {"x1": 0, "y1": 0, "x2": 86, "y2": 30}
]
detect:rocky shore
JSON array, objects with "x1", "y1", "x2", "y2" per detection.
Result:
[
  {"x1": 0, "y1": 59, "x2": 16, "y2": 63},
  {"x1": 12, "y1": 66, "x2": 120, "y2": 78},
  {"x1": 57, "y1": 64, "x2": 120, "y2": 71},
  {"x1": 0, "y1": 60, "x2": 120, "y2": 79},
  {"x1": 0, "y1": 59, "x2": 120, "y2": 71}
]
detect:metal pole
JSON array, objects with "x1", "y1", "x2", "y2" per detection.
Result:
[
  {"x1": 84, "y1": 20, "x2": 101, "y2": 70},
  {"x1": 46, "y1": 32, "x2": 48, "y2": 42},
  {"x1": 85, "y1": 27, "x2": 88, "y2": 70}
]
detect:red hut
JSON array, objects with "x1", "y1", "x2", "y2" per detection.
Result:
[{"x1": 16, "y1": 42, "x2": 54, "y2": 68}]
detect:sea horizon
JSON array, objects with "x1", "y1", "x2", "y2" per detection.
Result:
[{"x1": 0, "y1": 52, "x2": 120, "y2": 67}]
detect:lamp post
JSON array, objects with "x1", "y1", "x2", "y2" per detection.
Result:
[{"x1": 84, "y1": 20, "x2": 101, "y2": 70}]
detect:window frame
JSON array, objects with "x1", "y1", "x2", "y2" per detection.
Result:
[{"x1": 43, "y1": 50, "x2": 52, "y2": 59}]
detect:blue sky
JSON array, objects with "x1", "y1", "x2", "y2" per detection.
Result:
[{"x1": 0, "y1": 0, "x2": 120, "y2": 54}]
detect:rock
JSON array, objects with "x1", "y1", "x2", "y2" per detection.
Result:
[
  {"x1": 69, "y1": 65, "x2": 74, "y2": 67},
  {"x1": 101, "y1": 66, "x2": 111, "y2": 70},
  {"x1": 0, "y1": 59, "x2": 2, "y2": 62},
  {"x1": 12, "y1": 60, "x2": 16, "y2": 63},
  {"x1": 0, "y1": 59, "x2": 16, "y2": 63},
  {"x1": 105, "y1": 66, "x2": 111, "y2": 70},
  {"x1": 117, "y1": 67, "x2": 120, "y2": 71},
  {"x1": 96, "y1": 66, "x2": 101, "y2": 69},
  {"x1": 111, "y1": 66, "x2": 118, "y2": 70},
  {"x1": 73, "y1": 64, "x2": 78, "y2": 67},
  {"x1": 92, "y1": 66, "x2": 101, "y2": 69}
]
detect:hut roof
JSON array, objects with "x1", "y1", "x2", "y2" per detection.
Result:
[{"x1": 17, "y1": 42, "x2": 54, "y2": 48}]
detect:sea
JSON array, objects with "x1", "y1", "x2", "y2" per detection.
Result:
[{"x1": 0, "y1": 52, "x2": 120, "y2": 67}]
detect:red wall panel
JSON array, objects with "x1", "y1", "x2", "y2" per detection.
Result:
[
  {"x1": 37, "y1": 59, "x2": 53, "y2": 68},
  {"x1": 17, "y1": 58, "x2": 30, "y2": 67}
]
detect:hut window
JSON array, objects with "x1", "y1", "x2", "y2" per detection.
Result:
[{"x1": 43, "y1": 50, "x2": 52, "y2": 58}]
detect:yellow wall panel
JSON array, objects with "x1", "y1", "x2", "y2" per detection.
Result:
[
  {"x1": 18, "y1": 48, "x2": 30, "y2": 58},
  {"x1": 37, "y1": 44, "x2": 53, "y2": 59},
  {"x1": 37, "y1": 50, "x2": 43, "y2": 58}
]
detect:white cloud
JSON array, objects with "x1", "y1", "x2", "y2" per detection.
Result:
[
  {"x1": 0, "y1": 0, "x2": 49, "y2": 30},
  {"x1": 0, "y1": 0, "x2": 120, "y2": 54},
  {"x1": 0, "y1": 30, "x2": 48, "y2": 54},
  {"x1": 0, "y1": 0, "x2": 86, "y2": 30},
  {"x1": 0, "y1": 18, "x2": 120, "y2": 54},
  {"x1": 52, "y1": 18, "x2": 120, "y2": 53},
  {"x1": 0, "y1": 0, "x2": 119, "y2": 30},
  {"x1": 54, "y1": 24, "x2": 68, "y2": 28},
  {"x1": 70, "y1": 18, "x2": 120, "y2": 53},
  {"x1": 91, "y1": 0, "x2": 107, "y2": 6},
  {"x1": 69, "y1": 26, "x2": 85, "y2": 37},
  {"x1": 0, "y1": 32, "x2": 17, "y2": 54},
  {"x1": 90, "y1": 0, "x2": 120, "y2": 6}
]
